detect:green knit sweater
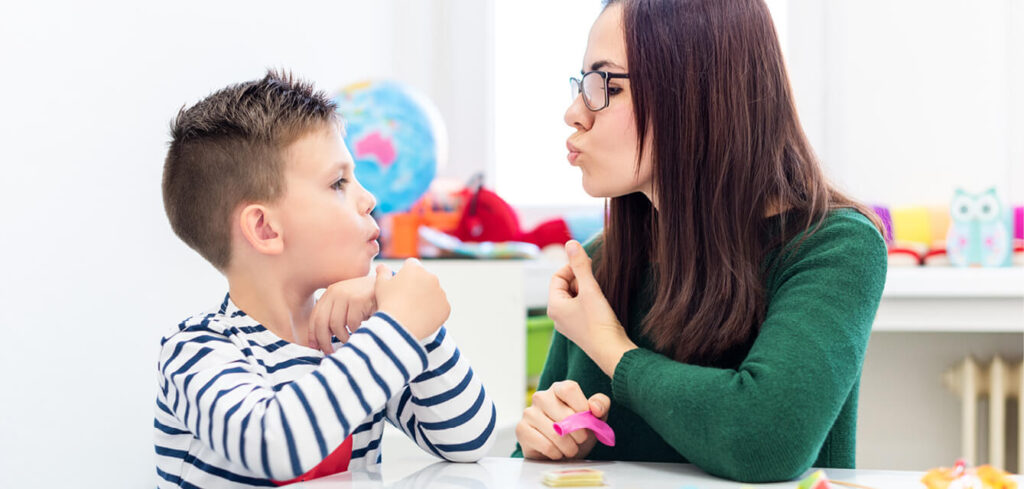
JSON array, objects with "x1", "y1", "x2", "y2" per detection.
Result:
[{"x1": 512, "y1": 209, "x2": 887, "y2": 482}]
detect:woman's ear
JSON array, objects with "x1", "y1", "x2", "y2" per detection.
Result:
[{"x1": 238, "y1": 203, "x2": 284, "y2": 255}]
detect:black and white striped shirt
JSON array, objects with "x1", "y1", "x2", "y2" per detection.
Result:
[{"x1": 155, "y1": 295, "x2": 496, "y2": 488}]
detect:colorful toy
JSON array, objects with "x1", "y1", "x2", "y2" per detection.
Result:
[
  {"x1": 417, "y1": 226, "x2": 540, "y2": 259},
  {"x1": 1014, "y1": 206, "x2": 1023, "y2": 241},
  {"x1": 453, "y1": 174, "x2": 602, "y2": 249},
  {"x1": 552, "y1": 411, "x2": 616, "y2": 446},
  {"x1": 872, "y1": 205, "x2": 894, "y2": 244},
  {"x1": 797, "y1": 470, "x2": 834, "y2": 489},
  {"x1": 921, "y1": 459, "x2": 1017, "y2": 489},
  {"x1": 947, "y1": 188, "x2": 1013, "y2": 267}
]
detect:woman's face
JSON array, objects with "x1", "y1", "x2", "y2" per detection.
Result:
[{"x1": 564, "y1": 3, "x2": 653, "y2": 201}]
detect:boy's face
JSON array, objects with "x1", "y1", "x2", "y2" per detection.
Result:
[{"x1": 275, "y1": 125, "x2": 379, "y2": 289}]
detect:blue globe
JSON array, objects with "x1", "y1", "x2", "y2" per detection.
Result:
[{"x1": 333, "y1": 80, "x2": 446, "y2": 214}]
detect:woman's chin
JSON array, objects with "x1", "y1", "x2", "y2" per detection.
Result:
[{"x1": 582, "y1": 178, "x2": 630, "y2": 200}]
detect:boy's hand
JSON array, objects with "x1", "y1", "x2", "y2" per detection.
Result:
[
  {"x1": 309, "y1": 275, "x2": 377, "y2": 354},
  {"x1": 374, "y1": 259, "x2": 450, "y2": 340}
]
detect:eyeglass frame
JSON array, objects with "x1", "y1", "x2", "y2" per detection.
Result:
[{"x1": 570, "y1": 70, "x2": 630, "y2": 111}]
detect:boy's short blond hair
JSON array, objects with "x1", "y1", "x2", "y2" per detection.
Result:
[{"x1": 163, "y1": 70, "x2": 340, "y2": 270}]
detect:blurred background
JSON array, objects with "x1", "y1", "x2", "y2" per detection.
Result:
[{"x1": 0, "y1": 0, "x2": 1021, "y2": 486}]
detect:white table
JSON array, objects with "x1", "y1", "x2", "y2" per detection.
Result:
[
  {"x1": 375, "y1": 260, "x2": 1024, "y2": 469},
  {"x1": 289, "y1": 456, "x2": 1023, "y2": 488}
]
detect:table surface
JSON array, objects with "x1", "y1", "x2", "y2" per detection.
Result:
[{"x1": 287, "y1": 456, "x2": 1023, "y2": 489}]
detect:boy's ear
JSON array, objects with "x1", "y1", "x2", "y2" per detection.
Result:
[{"x1": 238, "y1": 204, "x2": 284, "y2": 255}]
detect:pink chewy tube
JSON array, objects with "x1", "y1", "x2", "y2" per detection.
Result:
[{"x1": 553, "y1": 411, "x2": 616, "y2": 446}]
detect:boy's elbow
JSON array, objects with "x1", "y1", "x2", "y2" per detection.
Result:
[
  {"x1": 438, "y1": 448, "x2": 488, "y2": 463},
  {"x1": 434, "y1": 419, "x2": 497, "y2": 463}
]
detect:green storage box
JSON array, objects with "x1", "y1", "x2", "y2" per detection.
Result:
[{"x1": 526, "y1": 315, "x2": 555, "y2": 378}]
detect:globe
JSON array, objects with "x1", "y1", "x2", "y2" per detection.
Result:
[{"x1": 333, "y1": 80, "x2": 447, "y2": 214}]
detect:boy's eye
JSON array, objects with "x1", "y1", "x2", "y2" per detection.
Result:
[{"x1": 331, "y1": 178, "x2": 348, "y2": 191}]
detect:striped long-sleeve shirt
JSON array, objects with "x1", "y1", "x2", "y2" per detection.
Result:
[{"x1": 155, "y1": 294, "x2": 496, "y2": 488}]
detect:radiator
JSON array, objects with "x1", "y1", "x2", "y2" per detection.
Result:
[{"x1": 942, "y1": 356, "x2": 1023, "y2": 472}]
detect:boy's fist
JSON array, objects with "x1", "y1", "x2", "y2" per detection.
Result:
[
  {"x1": 309, "y1": 275, "x2": 377, "y2": 354},
  {"x1": 374, "y1": 259, "x2": 450, "y2": 340}
]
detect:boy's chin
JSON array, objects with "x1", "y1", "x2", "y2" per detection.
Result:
[{"x1": 322, "y1": 261, "x2": 373, "y2": 285}]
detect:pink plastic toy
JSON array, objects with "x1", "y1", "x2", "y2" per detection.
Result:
[{"x1": 552, "y1": 411, "x2": 616, "y2": 446}]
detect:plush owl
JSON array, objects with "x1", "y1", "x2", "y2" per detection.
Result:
[{"x1": 946, "y1": 188, "x2": 1012, "y2": 267}]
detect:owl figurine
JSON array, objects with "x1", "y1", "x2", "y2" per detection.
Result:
[{"x1": 946, "y1": 188, "x2": 1012, "y2": 267}]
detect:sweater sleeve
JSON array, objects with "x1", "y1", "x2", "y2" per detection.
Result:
[
  {"x1": 385, "y1": 325, "x2": 497, "y2": 462},
  {"x1": 609, "y1": 216, "x2": 887, "y2": 482},
  {"x1": 156, "y1": 312, "x2": 427, "y2": 481}
]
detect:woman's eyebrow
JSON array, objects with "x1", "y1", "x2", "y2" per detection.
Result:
[{"x1": 589, "y1": 60, "x2": 626, "y2": 71}]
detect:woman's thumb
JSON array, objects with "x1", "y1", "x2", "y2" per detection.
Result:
[
  {"x1": 588, "y1": 393, "x2": 610, "y2": 420},
  {"x1": 565, "y1": 241, "x2": 595, "y2": 282}
]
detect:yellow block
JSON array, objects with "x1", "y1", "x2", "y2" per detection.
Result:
[
  {"x1": 542, "y1": 469, "x2": 605, "y2": 487},
  {"x1": 891, "y1": 206, "x2": 932, "y2": 245}
]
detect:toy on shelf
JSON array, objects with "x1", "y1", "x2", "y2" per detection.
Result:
[
  {"x1": 418, "y1": 226, "x2": 539, "y2": 259},
  {"x1": 380, "y1": 173, "x2": 603, "y2": 259},
  {"x1": 921, "y1": 459, "x2": 1017, "y2": 489},
  {"x1": 947, "y1": 188, "x2": 1013, "y2": 268},
  {"x1": 878, "y1": 204, "x2": 948, "y2": 266},
  {"x1": 1015, "y1": 206, "x2": 1024, "y2": 264},
  {"x1": 453, "y1": 174, "x2": 601, "y2": 249},
  {"x1": 875, "y1": 190, "x2": 1022, "y2": 267}
]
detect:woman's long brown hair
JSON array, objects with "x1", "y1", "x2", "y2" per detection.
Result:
[{"x1": 596, "y1": 0, "x2": 882, "y2": 367}]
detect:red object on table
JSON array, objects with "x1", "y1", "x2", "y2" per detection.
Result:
[{"x1": 271, "y1": 435, "x2": 353, "y2": 486}]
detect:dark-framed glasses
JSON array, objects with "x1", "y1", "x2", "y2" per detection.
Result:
[{"x1": 569, "y1": 70, "x2": 629, "y2": 111}]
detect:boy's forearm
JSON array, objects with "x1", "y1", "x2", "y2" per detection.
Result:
[{"x1": 390, "y1": 328, "x2": 497, "y2": 461}]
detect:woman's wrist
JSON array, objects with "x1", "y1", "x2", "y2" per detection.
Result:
[{"x1": 583, "y1": 325, "x2": 637, "y2": 378}]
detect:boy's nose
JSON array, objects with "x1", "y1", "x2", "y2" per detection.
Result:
[{"x1": 363, "y1": 191, "x2": 377, "y2": 215}]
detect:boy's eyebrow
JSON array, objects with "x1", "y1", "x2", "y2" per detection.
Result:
[
  {"x1": 328, "y1": 161, "x2": 353, "y2": 176},
  {"x1": 589, "y1": 60, "x2": 625, "y2": 72}
]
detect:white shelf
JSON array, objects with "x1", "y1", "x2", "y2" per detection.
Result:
[
  {"x1": 876, "y1": 267, "x2": 1024, "y2": 333},
  {"x1": 882, "y1": 266, "x2": 1024, "y2": 298}
]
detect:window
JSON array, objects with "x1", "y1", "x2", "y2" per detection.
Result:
[{"x1": 493, "y1": 0, "x2": 788, "y2": 207}]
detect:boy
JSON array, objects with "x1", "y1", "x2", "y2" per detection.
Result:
[{"x1": 155, "y1": 71, "x2": 495, "y2": 487}]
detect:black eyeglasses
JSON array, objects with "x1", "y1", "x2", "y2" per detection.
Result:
[{"x1": 570, "y1": 70, "x2": 629, "y2": 111}]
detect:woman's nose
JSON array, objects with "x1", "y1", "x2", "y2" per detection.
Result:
[{"x1": 564, "y1": 93, "x2": 592, "y2": 131}]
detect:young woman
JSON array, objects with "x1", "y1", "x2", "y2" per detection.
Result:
[{"x1": 513, "y1": 0, "x2": 887, "y2": 482}]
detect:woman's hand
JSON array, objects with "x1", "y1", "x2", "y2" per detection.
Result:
[
  {"x1": 548, "y1": 241, "x2": 637, "y2": 376},
  {"x1": 308, "y1": 275, "x2": 377, "y2": 353},
  {"x1": 516, "y1": 380, "x2": 610, "y2": 460}
]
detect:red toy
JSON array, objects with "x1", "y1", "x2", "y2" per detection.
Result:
[{"x1": 452, "y1": 176, "x2": 572, "y2": 249}]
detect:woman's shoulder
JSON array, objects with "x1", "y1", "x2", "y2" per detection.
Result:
[
  {"x1": 807, "y1": 208, "x2": 885, "y2": 248},
  {"x1": 776, "y1": 207, "x2": 888, "y2": 270}
]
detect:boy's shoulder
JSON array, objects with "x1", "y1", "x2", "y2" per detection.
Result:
[{"x1": 159, "y1": 295, "x2": 241, "y2": 348}]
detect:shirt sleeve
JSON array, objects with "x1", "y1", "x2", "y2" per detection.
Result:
[
  {"x1": 156, "y1": 312, "x2": 427, "y2": 480},
  {"x1": 385, "y1": 324, "x2": 497, "y2": 462},
  {"x1": 609, "y1": 217, "x2": 887, "y2": 482}
]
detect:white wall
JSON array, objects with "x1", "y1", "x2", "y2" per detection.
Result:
[
  {"x1": 0, "y1": 1, "x2": 492, "y2": 486},
  {"x1": 787, "y1": 0, "x2": 1022, "y2": 206}
]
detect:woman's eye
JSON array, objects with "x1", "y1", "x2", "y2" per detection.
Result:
[
  {"x1": 331, "y1": 178, "x2": 348, "y2": 191},
  {"x1": 608, "y1": 87, "x2": 623, "y2": 96}
]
